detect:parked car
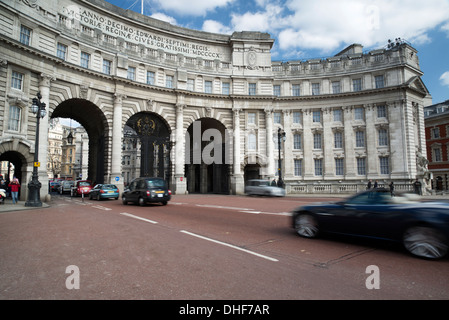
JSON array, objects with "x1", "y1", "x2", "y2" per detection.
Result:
[
  {"x1": 245, "y1": 179, "x2": 286, "y2": 197},
  {"x1": 122, "y1": 177, "x2": 171, "y2": 206},
  {"x1": 59, "y1": 180, "x2": 75, "y2": 194},
  {"x1": 71, "y1": 180, "x2": 92, "y2": 197},
  {"x1": 291, "y1": 188, "x2": 449, "y2": 259},
  {"x1": 49, "y1": 181, "x2": 61, "y2": 192},
  {"x1": 89, "y1": 184, "x2": 119, "y2": 200}
]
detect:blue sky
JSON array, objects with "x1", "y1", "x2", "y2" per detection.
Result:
[{"x1": 106, "y1": 0, "x2": 449, "y2": 104}]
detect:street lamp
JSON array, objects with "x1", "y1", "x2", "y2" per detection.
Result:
[
  {"x1": 25, "y1": 91, "x2": 46, "y2": 207},
  {"x1": 277, "y1": 127, "x2": 286, "y2": 188}
]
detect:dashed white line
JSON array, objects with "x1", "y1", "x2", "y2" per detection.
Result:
[
  {"x1": 120, "y1": 212, "x2": 158, "y2": 224},
  {"x1": 180, "y1": 230, "x2": 278, "y2": 262}
]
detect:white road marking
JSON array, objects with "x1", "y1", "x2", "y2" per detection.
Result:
[
  {"x1": 180, "y1": 230, "x2": 278, "y2": 262},
  {"x1": 92, "y1": 205, "x2": 112, "y2": 211},
  {"x1": 120, "y1": 212, "x2": 158, "y2": 224}
]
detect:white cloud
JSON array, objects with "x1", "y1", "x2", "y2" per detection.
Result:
[
  {"x1": 230, "y1": 4, "x2": 285, "y2": 32},
  {"x1": 202, "y1": 20, "x2": 232, "y2": 34},
  {"x1": 275, "y1": 0, "x2": 449, "y2": 53},
  {"x1": 440, "y1": 71, "x2": 449, "y2": 87},
  {"x1": 152, "y1": 0, "x2": 234, "y2": 16},
  {"x1": 150, "y1": 12, "x2": 177, "y2": 25}
]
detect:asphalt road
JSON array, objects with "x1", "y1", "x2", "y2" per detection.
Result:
[{"x1": 1, "y1": 193, "x2": 448, "y2": 303}]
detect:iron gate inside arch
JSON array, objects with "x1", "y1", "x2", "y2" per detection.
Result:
[{"x1": 124, "y1": 113, "x2": 171, "y2": 183}]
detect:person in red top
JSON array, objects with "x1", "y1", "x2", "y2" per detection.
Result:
[{"x1": 8, "y1": 178, "x2": 20, "y2": 204}]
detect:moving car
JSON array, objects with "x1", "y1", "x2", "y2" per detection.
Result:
[
  {"x1": 291, "y1": 188, "x2": 449, "y2": 259},
  {"x1": 59, "y1": 180, "x2": 75, "y2": 194},
  {"x1": 245, "y1": 179, "x2": 285, "y2": 197},
  {"x1": 71, "y1": 180, "x2": 92, "y2": 197},
  {"x1": 89, "y1": 184, "x2": 119, "y2": 200},
  {"x1": 122, "y1": 177, "x2": 171, "y2": 206}
]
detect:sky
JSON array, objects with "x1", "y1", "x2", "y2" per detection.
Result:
[{"x1": 104, "y1": 0, "x2": 449, "y2": 105}]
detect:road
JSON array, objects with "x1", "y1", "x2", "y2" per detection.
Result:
[{"x1": 1, "y1": 193, "x2": 448, "y2": 302}]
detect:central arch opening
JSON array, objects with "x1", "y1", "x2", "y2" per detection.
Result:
[{"x1": 185, "y1": 118, "x2": 230, "y2": 194}]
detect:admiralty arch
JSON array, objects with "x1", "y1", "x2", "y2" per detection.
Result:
[{"x1": 0, "y1": 0, "x2": 431, "y2": 201}]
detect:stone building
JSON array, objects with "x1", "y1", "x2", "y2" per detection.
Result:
[{"x1": 0, "y1": 0, "x2": 431, "y2": 201}]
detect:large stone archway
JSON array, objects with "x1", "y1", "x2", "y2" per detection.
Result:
[
  {"x1": 185, "y1": 118, "x2": 230, "y2": 194},
  {"x1": 51, "y1": 98, "x2": 109, "y2": 184},
  {"x1": 125, "y1": 112, "x2": 172, "y2": 185}
]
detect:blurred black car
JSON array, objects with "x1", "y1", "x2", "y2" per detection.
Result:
[
  {"x1": 292, "y1": 189, "x2": 449, "y2": 259},
  {"x1": 122, "y1": 177, "x2": 171, "y2": 206}
]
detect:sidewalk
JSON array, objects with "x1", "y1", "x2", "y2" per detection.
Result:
[{"x1": 0, "y1": 200, "x2": 50, "y2": 213}]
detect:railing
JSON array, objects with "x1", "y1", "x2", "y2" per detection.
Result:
[{"x1": 288, "y1": 183, "x2": 415, "y2": 194}]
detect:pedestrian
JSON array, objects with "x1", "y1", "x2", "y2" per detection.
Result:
[
  {"x1": 367, "y1": 179, "x2": 372, "y2": 190},
  {"x1": 271, "y1": 179, "x2": 277, "y2": 186},
  {"x1": 8, "y1": 178, "x2": 20, "y2": 204},
  {"x1": 374, "y1": 180, "x2": 378, "y2": 189},
  {"x1": 413, "y1": 179, "x2": 422, "y2": 195},
  {"x1": 389, "y1": 181, "x2": 395, "y2": 196}
]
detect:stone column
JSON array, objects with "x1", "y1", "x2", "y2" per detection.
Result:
[
  {"x1": 174, "y1": 103, "x2": 187, "y2": 194},
  {"x1": 231, "y1": 107, "x2": 244, "y2": 194},
  {"x1": 37, "y1": 73, "x2": 55, "y2": 201},
  {"x1": 323, "y1": 107, "x2": 334, "y2": 179},
  {"x1": 302, "y1": 109, "x2": 314, "y2": 179},
  {"x1": 111, "y1": 92, "x2": 125, "y2": 191},
  {"x1": 365, "y1": 104, "x2": 377, "y2": 177},
  {"x1": 265, "y1": 107, "x2": 275, "y2": 178},
  {"x1": 283, "y1": 110, "x2": 294, "y2": 180},
  {"x1": 343, "y1": 106, "x2": 356, "y2": 179}
]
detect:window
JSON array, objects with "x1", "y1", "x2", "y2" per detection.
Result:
[
  {"x1": 11, "y1": 71, "x2": 24, "y2": 90},
  {"x1": 379, "y1": 157, "x2": 390, "y2": 174},
  {"x1": 20, "y1": 25, "x2": 31, "y2": 45},
  {"x1": 8, "y1": 105, "x2": 21, "y2": 131},
  {"x1": 312, "y1": 110, "x2": 321, "y2": 123},
  {"x1": 222, "y1": 82, "x2": 230, "y2": 95},
  {"x1": 293, "y1": 134, "x2": 302, "y2": 150},
  {"x1": 356, "y1": 131, "x2": 365, "y2": 148},
  {"x1": 433, "y1": 148, "x2": 442, "y2": 162},
  {"x1": 357, "y1": 158, "x2": 366, "y2": 175},
  {"x1": 431, "y1": 127, "x2": 440, "y2": 139},
  {"x1": 292, "y1": 84, "x2": 300, "y2": 96},
  {"x1": 205, "y1": 80, "x2": 212, "y2": 93},
  {"x1": 354, "y1": 107, "x2": 364, "y2": 120},
  {"x1": 377, "y1": 105, "x2": 387, "y2": 118},
  {"x1": 378, "y1": 129, "x2": 388, "y2": 146},
  {"x1": 335, "y1": 158, "x2": 344, "y2": 176},
  {"x1": 248, "y1": 133, "x2": 257, "y2": 151},
  {"x1": 375, "y1": 75, "x2": 385, "y2": 89},
  {"x1": 273, "y1": 85, "x2": 281, "y2": 96},
  {"x1": 187, "y1": 79, "x2": 194, "y2": 91},
  {"x1": 312, "y1": 83, "x2": 320, "y2": 95},
  {"x1": 332, "y1": 81, "x2": 341, "y2": 94},
  {"x1": 57, "y1": 43, "x2": 67, "y2": 60},
  {"x1": 313, "y1": 133, "x2": 322, "y2": 149},
  {"x1": 293, "y1": 111, "x2": 301, "y2": 124},
  {"x1": 314, "y1": 159, "x2": 323, "y2": 176},
  {"x1": 147, "y1": 71, "x2": 155, "y2": 85},
  {"x1": 103, "y1": 59, "x2": 112, "y2": 75},
  {"x1": 127, "y1": 67, "x2": 135, "y2": 80},
  {"x1": 273, "y1": 112, "x2": 281, "y2": 124},
  {"x1": 334, "y1": 131, "x2": 343, "y2": 148},
  {"x1": 248, "y1": 83, "x2": 256, "y2": 95},
  {"x1": 248, "y1": 112, "x2": 256, "y2": 125},
  {"x1": 166, "y1": 75, "x2": 173, "y2": 88},
  {"x1": 333, "y1": 109, "x2": 342, "y2": 122},
  {"x1": 294, "y1": 159, "x2": 302, "y2": 176},
  {"x1": 353, "y1": 78, "x2": 362, "y2": 92},
  {"x1": 80, "y1": 52, "x2": 90, "y2": 68}
]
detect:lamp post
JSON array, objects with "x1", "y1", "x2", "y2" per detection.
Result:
[
  {"x1": 25, "y1": 91, "x2": 46, "y2": 207},
  {"x1": 277, "y1": 127, "x2": 286, "y2": 188}
]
